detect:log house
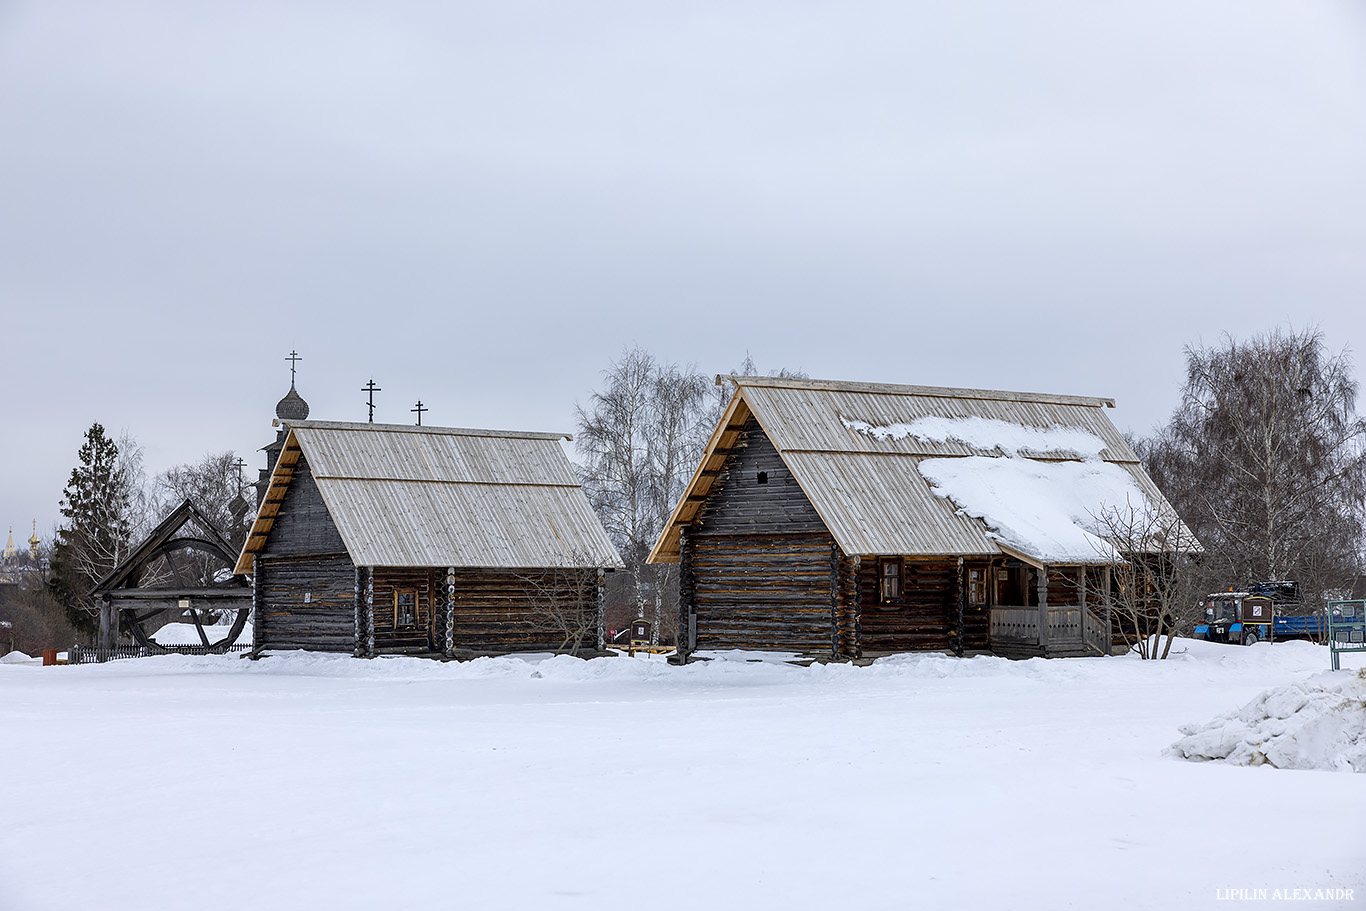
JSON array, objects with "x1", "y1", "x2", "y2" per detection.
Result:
[
  {"x1": 235, "y1": 421, "x2": 623, "y2": 657},
  {"x1": 651, "y1": 376, "x2": 1196, "y2": 661}
]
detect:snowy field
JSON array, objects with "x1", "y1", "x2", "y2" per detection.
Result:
[{"x1": 2, "y1": 641, "x2": 1363, "y2": 911}]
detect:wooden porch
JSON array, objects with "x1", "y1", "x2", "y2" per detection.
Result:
[
  {"x1": 988, "y1": 564, "x2": 1114, "y2": 658},
  {"x1": 989, "y1": 606, "x2": 1111, "y2": 658}
]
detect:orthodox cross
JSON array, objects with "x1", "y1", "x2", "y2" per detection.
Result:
[
  {"x1": 412, "y1": 401, "x2": 427, "y2": 426},
  {"x1": 362, "y1": 379, "x2": 382, "y2": 423},
  {"x1": 286, "y1": 350, "x2": 302, "y2": 384},
  {"x1": 232, "y1": 458, "x2": 247, "y2": 492}
]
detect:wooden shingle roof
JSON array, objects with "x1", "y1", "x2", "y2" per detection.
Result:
[
  {"x1": 236, "y1": 421, "x2": 623, "y2": 573},
  {"x1": 649, "y1": 376, "x2": 1194, "y2": 566}
]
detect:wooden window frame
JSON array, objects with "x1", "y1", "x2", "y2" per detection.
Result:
[
  {"x1": 393, "y1": 589, "x2": 419, "y2": 629},
  {"x1": 967, "y1": 567, "x2": 988, "y2": 606},
  {"x1": 879, "y1": 558, "x2": 902, "y2": 604}
]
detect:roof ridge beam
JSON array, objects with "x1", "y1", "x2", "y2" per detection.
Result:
[
  {"x1": 715, "y1": 375, "x2": 1116, "y2": 409},
  {"x1": 289, "y1": 420, "x2": 572, "y2": 441}
]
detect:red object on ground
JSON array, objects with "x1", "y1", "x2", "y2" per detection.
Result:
[{"x1": 42, "y1": 649, "x2": 57, "y2": 666}]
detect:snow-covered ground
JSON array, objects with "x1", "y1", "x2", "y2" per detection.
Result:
[{"x1": 1, "y1": 640, "x2": 1362, "y2": 911}]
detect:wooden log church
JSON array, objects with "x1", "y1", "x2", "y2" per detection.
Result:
[
  {"x1": 235, "y1": 420, "x2": 623, "y2": 658},
  {"x1": 649, "y1": 376, "x2": 1196, "y2": 661}
]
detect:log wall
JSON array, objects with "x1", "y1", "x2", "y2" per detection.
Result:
[
  {"x1": 256, "y1": 453, "x2": 356, "y2": 652},
  {"x1": 372, "y1": 567, "x2": 438, "y2": 654},
  {"x1": 446, "y1": 569, "x2": 598, "y2": 653},
  {"x1": 856, "y1": 558, "x2": 991, "y2": 654},
  {"x1": 689, "y1": 417, "x2": 841, "y2": 654},
  {"x1": 255, "y1": 553, "x2": 357, "y2": 652}
]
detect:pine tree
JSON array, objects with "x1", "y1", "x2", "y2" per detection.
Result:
[{"x1": 48, "y1": 423, "x2": 134, "y2": 635}]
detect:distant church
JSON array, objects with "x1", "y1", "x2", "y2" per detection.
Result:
[{"x1": 0, "y1": 522, "x2": 41, "y2": 588}]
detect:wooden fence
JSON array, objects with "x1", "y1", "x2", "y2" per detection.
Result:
[{"x1": 67, "y1": 643, "x2": 253, "y2": 665}]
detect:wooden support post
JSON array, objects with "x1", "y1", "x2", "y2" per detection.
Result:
[
  {"x1": 445, "y1": 567, "x2": 455, "y2": 658},
  {"x1": 98, "y1": 599, "x2": 111, "y2": 662},
  {"x1": 363, "y1": 566, "x2": 376, "y2": 658},
  {"x1": 851, "y1": 557, "x2": 862, "y2": 659},
  {"x1": 595, "y1": 569, "x2": 606, "y2": 652},
  {"x1": 253, "y1": 556, "x2": 265, "y2": 653},
  {"x1": 955, "y1": 557, "x2": 966, "y2": 658},
  {"x1": 1102, "y1": 565, "x2": 1113, "y2": 656},
  {"x1": 1037, "y1": 566, "x2": 1050, "y2": 656},
  {"x1": 353, "y1": 566, "x2": 364, "y2": 658},
  {"x1": 829, "y1": 540, "x2": 841, "y2": 660},
  {"x1": 677, "y1": 528, "x2": 695, "y2": 657}
]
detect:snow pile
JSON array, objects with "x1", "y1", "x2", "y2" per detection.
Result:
[
  {"x1": 1167, "y1": 669, "x2": 1366, "y2": 772},
  {"x1": 151, "y1": 621, "x2": 253, "y2": 646},
  {"x1": 0, "y1": 650, "x2": 34, "y2": 664},
  {"x1": 843, "y1": 415, "x2": 1109, "y2": 458},
  {"x1": 918, "y1": 456, "x2": 1154, "y2": 563}
]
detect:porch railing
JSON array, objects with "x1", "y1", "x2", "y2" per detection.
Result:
[{"x1": 989, "y1": 606, "x2": 1111, "y2": 655}]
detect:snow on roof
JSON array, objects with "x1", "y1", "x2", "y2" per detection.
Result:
[
  {"x1": 843, "y1": 416, "x2": 1110, "y2": 460},
  {"x1": 917, "y1": 456, "x2": 1155, "y2": 564},
  {"x1": 651, "y1": 377, "x2": 1197, "y2": 564}
]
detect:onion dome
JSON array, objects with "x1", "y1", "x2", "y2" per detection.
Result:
[{"x1": 275, "y1": 384, "x2": 310, "y2": 422}]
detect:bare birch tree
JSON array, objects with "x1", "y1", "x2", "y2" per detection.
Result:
[
  {"x1": 1140, "y1": 327, "x2": 1366, "y2": 608},
  {"x1": 577, "y1": 348, "x2": 809, "y2": 646}
]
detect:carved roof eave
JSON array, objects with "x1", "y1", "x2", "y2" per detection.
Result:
[{"x1": 234, "y1": 429, "x2": 301, "y2": 575}]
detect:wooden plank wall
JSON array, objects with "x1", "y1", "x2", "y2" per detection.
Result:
[
  {"x1": 256, "y1": 553, "x2": 357, "y2": 652},
  {"x1": 857, "y1": 558, "x2": 990, "y2": 653},
  {"x1": 256, "y1": 452, "x2": 356, "y2": 653},
  {"x1": 372, "y1": 567, "x2": 438, "y2": 653},
  {"x1": 689, "y1": 417, "x2": 840, "y2": 653},
  {"x1": 689, "y1": 533, "x2": 836, "y2": 652},
  {"x1": 447, "y1": 569, "x2": 598, "y2": 653},
  {"x1": 262, "y1": 454, "x2": 347, "y2": 555}
]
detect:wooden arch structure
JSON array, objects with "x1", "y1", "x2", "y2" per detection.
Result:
[{"x1": 91, "y1": 499, "x2": 253, "y2": 657}]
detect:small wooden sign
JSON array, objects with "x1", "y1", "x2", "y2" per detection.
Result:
[{"x1": 630, "y1": 619, "x2": 652, "y2": 644}]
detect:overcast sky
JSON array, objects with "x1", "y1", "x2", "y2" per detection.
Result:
[{"x1": 3, "y1": 1, "x2": 1365, "y2": 542}]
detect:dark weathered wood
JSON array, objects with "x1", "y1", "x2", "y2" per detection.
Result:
[
  {"x1": 954, "y1": 558, "x2": 965, "y2": 657},
  {"x1": 256, "y1": 553, "x2": 357, "y2": 652},
  {"x1": 260, "y1": 454, "x2": 346, "y2": 556},
  {"x1": 445, "y1": 569, "x2": 598, "y2": 653},
  {"x1": 444, "y1": 567, "x2": 456, "y2": 657}
]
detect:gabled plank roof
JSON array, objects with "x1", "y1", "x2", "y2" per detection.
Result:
[
  {"x1": 94, "y1": 498, "x2": 245, "y2": 598},
  {"x1": 236, "y1": 421, "x2": 623, "y2": 573},
  {"x1": 649, "y1": 376, "x2": 1194, "y2": 565}
]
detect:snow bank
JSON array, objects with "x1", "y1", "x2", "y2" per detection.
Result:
[
  {"x1": 0, "y1": 650, "x2": 34, "y2": 664},
  {"x1": 844, "y1": 415, "x2": 1109, "y2": 458},
  {"x1": 918, "y1": 455, "x2": 1153, "y2": 563},
  {"x1": 1167, "y1": 669, "x2": 1366, "y2": 772},
  {"x1": 151, "y1": 621, "x2": 253, "y2": 646}
]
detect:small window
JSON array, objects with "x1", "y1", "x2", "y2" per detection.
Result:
[
  {"x1": 757, "y1": 471, "x2": 768, "y2": 484},
  {"x1": 880, "y1": 560, "x2": 901, "y2": 603},
  {"x1": 394, "y1": 590, "x2": 418, "y2": 628},
  {"x1": 968, "y1": 569, "x2": 987, "y2": 605}
]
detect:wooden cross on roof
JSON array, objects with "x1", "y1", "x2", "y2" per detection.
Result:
[
  {"x1": 411, "y1": 401, "x2": 427, "y2": 426},
  {"x1": 286, "y1": 350, "x2": 302, "y2": 384},
  {"x1": 362, "y1": 379, "x2": 381, "y2": 423}
]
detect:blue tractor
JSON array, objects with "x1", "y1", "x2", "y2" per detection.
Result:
[{"x1": 1194, "y1": 581, "x2": 1325, "y2": 645}]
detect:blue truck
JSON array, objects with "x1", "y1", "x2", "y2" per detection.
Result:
[{"x1": 1193, "y1": 581, "x2": 1326, "y2": 645}]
